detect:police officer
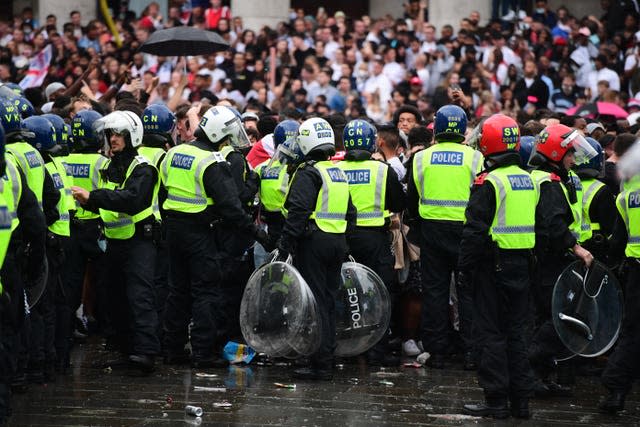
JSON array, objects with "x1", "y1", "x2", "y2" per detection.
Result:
[
  {"x1": 22, "y1": 115, "x2": 73, "y2": 384},
  {"x1": 0, "y1": 100, "x2": 59, "y2": 390},
  {"x1": 40, "y1": 113, "x2": 75, "y2": 376},
  {"x1": 71, "y1": 110, "x2": 160, "y2": 373},
  {"x1": 339, "y1": 119, "x2": 406, "y2": 366},
  {"x1": 63, "y1": 109, "x2": 108, "y2": 368},
  {"x1": 574, "y1": 138, "x2": 616, "y2": 263},
  {"x1": 459, "y1": 115, "x2": 537, "y2": 419},
  {"x1": 139, "y1": 104, "x2": 175, "y2": 168},
  {"x1": 216, "y1": 108, "x2": 260, "y2": 340},
  {"x1": 140, "y1": 104, "x2": 175, "y2": 343},
  {"x1": 527, "y1": 123, "x2": 595, "y2": 395},
  {"x1": 407, "y1": 105, "x2": 483, "y2": 369},
  {"x1": 599, "y1": 162, "x2": 640, "y2": 413},
  {"x1": 0, "y1": 100, "x2": 60, "y2": 226},
  {"x1": 254, "y1": 119, "x2": 299, "y2": 267},
  {"x1": 160, "y1": 106, "x2": 268, "y2": 368},
  {"x1": 276, "y1": 117, "x2": 356, "y2": 380},
  {"x1": 0, "y1": 122, "x2": 47, "y2": 424}
]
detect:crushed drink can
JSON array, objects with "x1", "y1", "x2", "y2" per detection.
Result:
[{"x1": 185, "y1": 405, "x2": 204, "y2": 417}]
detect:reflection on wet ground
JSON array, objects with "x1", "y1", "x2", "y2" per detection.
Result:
[{"x1": 11, "y1": 339, "x2": 640, "y2": 426}]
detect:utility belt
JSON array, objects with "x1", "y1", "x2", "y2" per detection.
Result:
[
  {"x1": 164, "y1": 210, "x2": 224, "y2": 230},
  {"x1": 71, "y1": 217, "x2": 102, "y2": 227},
  {"x1": 491, "y1": 244, "x2": 533, "y2": 273},
  {"x1": 106, "y1": 217, "x2": 162, "y2": 242},
  {"x1": 353, "y1": 225, "x2": 389, "y2": 234}
]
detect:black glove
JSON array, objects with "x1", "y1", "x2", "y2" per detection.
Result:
[
  {"x1": 254, "y1": 227, "x2": 272, "y2": 251},
  {"x1": 275, "y1": 236, "x2": 295, "y2": 262}
]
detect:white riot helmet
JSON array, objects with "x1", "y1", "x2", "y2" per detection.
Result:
[
  {"x1": 197, "y1": 105, "x2": 250, "y2": 149},
  {"x1": 94, "y1": 110, "x2": 144, "y2": 148},
  {"x1": 295, "y1": 117, "x2": 335, "y2": 157}
]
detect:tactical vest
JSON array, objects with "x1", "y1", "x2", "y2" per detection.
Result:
[
  {"x1": 160, "y1": 143, "x2": 225, "y2": 213},
  {"x1": 137, "y1": 146, "x2": 165, "y2": 168},
  {"x1": 531, "y1": 169, "x2": 582, "y2": 240},
  {"x1": 2, "y1": 159, "x2": 22, "y2": 232},
  {"x1": 616, "y1": 180, "x2": 640, "y2": 258},
  {"x1": 484, "y1": 165, "x2": 538, "y2": 249},
  {"x1": 64, "y1": 153, "x2": 110, "y2": 220},
  {"x1": 257, "y1": 159, "x2": 289, "y2": 213},
  {"x1": 413, "y1": 142, "x2": 483, "y2": 221},
  {"x1": 100, "y1": 156, "x2": 159, "y2": 240},
  {"x1": 287, "y1": 161, "x2": 350, "y2": 234},
  {"x1": 579, "y1": 178, "x2": 606, "y2": 243},
  {"x1": 45, "y1": 157, "x2": 72, "y2": 237},
  {"x1": 6, "y1": 142, "x2": 45, "y2": 210},
  {"x1": 340, "y1": 159, "x2": 390, "y2": 227}
]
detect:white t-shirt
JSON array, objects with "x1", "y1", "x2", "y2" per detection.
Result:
[
  {"x1": 588, "y1": 67, "x2": 621, "y2": 100},
  {"x1": 387, "y1": 156, "x2": 406, "y2": 182}
]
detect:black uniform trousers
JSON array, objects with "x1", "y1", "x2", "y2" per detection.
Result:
[
  {"x1": 473, "y1": 252, "x2": 534, "y2": 400},
  {"x1": 295, "y1": 230, "x2": 347, "y2": 370},
  {"x1": 64, "y1": 218, "x2": 105, "y2": 329},
  {"x1": 348, "y1": 227, "x2": 396, "y2": 355},
  {"x1": 105, "y1": 236, "x2": 159, "y2": 356},
  {"x1": 216, "y1": 225, "x2": 255, "y2": 343},
  {"x1": 419, "y1": 220, "x2": 474, "y2": 356},
  {"x1": 163, "y1": 218, "x2": 223, "y2": 362},
  {"x1": 28, "y1": 234, "x2": 70, "y2": 372},
  {"x1": 0, "y1": 247, "x2": 26, "y2": 422},
  {"x1": 601, "y1": 259, "x2": 640, "y2": 393},
  {"x1": 154, "y1": 235, "x2": 170, "y2": 345},
  {"x1": 529, "y1": 254, "x2": 573, "y2": 377}
]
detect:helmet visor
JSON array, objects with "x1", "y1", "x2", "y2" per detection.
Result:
[
  {"x1": 0, "y1": 85, "x2": 18, "y2": 101},
  {"x1": 222, "y1": 116, "x2": 251, "y2": 149},
  {"x1": 267, "y1": 137, "x2": 302, "y2": 169},
  {"x1": 564, "y1": 131, "x2": 598, "y2": 165}
]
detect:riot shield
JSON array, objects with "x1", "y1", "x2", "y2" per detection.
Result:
[
  {"x1": 25, "y1": 256, "x2": 48, "y2": 309},
  {"x1": 240, "y1": 259, "x2": 321, "y2": 358},
  {"x1": 334, "y1": 261, "x2": 391, "y2": 357},
  {"x1": 552, "y1": 260, "x2": 623, "y2": 358}
]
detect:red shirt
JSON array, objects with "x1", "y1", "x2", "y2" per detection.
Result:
[{"x1": 204, "y1": 6, "x2": 231, "y2": 30}]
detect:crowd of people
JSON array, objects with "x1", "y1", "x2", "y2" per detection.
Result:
[{"x1": 0, "y1": 0, "x2": 639, "y2": 424}]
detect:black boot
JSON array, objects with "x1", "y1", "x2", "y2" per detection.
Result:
[
  {"x1": 129, "y1": 354, "x2": 155, "y2": 374},
  {"x1": 463, "y1": 397, "x2": 510, "y2": 419},
  {"x1": 510, "y1": 398, "x2": 531, "y2": 419},
  {"x1": 426, "y1": 354, "x2": 445, "y2": 369},
  {"x1": 367, "y1": 350, "x2": 400, "y2": 367},
  {"x1": 598, "y1": 390, "x2": 625, "y2": 414}
]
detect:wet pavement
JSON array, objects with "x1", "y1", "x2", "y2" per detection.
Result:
[{"x1": 10, "y1": 339, "x2": 640, "y2": 426}]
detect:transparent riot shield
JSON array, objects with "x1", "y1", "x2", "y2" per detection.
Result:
[
  {"x1": 26, "y1": 256, "x2": 48, "y2": 309},
  {"x1": 240, "y1": 254, "x2": 321, "y2": 358},
  {"x1": 552, "y1": 260, "x2": 623, "y2": 358},
  {"x1": 334, "y1": 261, "x2": 391, "y2": 357}
]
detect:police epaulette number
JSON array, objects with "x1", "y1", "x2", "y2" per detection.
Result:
[
  {"x1": 135, "y1": 155, "x2": 149, "y2": 165},
  {"x1": 474, "y1": 173, "x2": 488, "y2": 185},
  {"x1": 549, "y1": 173, "x2": 561, "y2": 182},
  {"x1": 212, "y1": 152, "x2": 225, "y2": 163}
]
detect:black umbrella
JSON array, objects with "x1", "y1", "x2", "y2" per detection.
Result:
[{"x1": 139, "y1": 26, "x2": 229, "y2": 56}]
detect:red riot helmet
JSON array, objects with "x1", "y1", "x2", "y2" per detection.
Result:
[
  {"x1": 478, "y1": 114, "x2": 521, "y2": 158},
  {"x1": 529, "y1": 124, "x2": 597, "y2": 167}
]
